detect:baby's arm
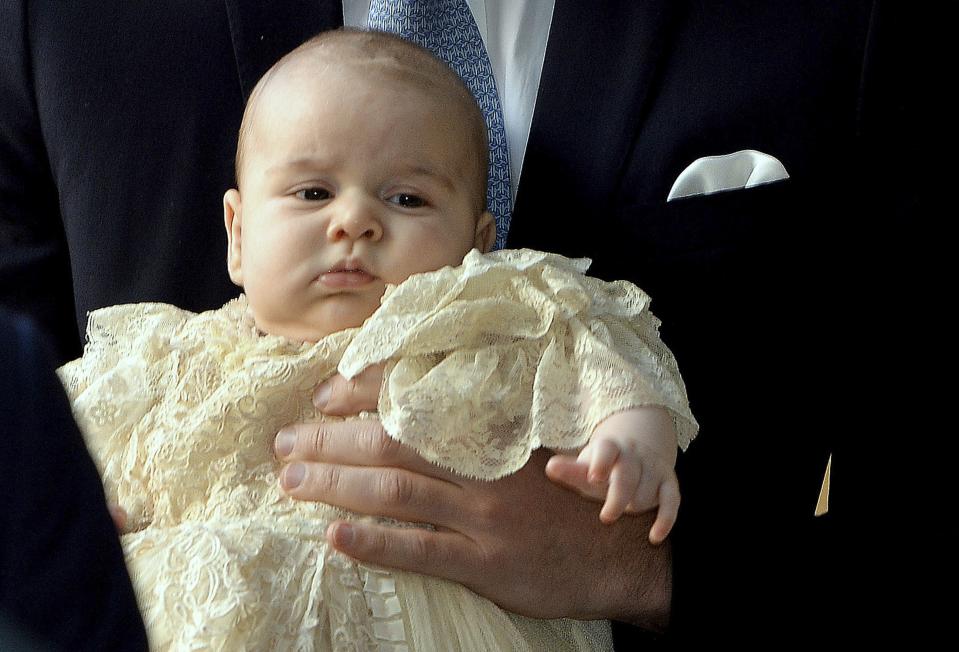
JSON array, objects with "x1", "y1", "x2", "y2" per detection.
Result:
[{"x1": 546, "y1": 406, "x2": 680, "y2": 544}]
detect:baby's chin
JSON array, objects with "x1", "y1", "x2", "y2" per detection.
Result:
[{"x1": 253, "y1": 308, "x2": 377, "y2": 343}]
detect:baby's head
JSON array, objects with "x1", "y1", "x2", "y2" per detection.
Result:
[{"x1": 224, "y1": 29, "x2": 494, "y2": 341}]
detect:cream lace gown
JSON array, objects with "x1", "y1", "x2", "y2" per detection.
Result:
[{"x1": 59, "y1": 249, "x2": 697, "y2": 651}]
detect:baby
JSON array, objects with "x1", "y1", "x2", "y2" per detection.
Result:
[
  {"x1": 61, "y1": 29, "x2": 696, "y2": 650},
  {"x1": 227, "y1": 28, "x2": 689, "y2": 535}
]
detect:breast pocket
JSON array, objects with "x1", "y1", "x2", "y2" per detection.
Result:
[
  {"x1": 623, "y1": 178, "x2": 804, "y2": 265},
  {"x1": 606, "y1": 177, "x2": 832, "y2": 346}
]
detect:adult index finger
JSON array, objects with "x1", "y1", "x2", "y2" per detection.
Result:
[{"x1": 313, "y1": 364, "x2": 385, "y2": 416}]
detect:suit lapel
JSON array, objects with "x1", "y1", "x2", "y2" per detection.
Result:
[
  {"x1": 509, "y1": 0, "x2": 684, "y2": 251},
  {"x1": 223, "y1": 0, "x2": 343, "y2": 100}
]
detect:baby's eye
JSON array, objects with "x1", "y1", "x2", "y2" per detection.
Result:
[
  {"x1": 296, "y1": 188, "x2": 331, "y2": 201},
  {"x1": 388, "y1": 193, "x2": 426, "y2": 209}
]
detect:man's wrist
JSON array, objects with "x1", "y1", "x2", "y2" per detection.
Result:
[
  {"x1": 580, "y1": 512, "x2": 672, "y2": 631},
  {"x1": 616, "y1": 538, "x2": 672, "y2": 632}
]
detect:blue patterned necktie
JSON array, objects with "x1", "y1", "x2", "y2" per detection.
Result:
[{"x1": 368, "y1": 0, "x2": 512, "y2": 249}]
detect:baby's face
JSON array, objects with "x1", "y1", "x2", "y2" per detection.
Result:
[{"x1": 225, "y1": 62, "x2": 493, "y2": 341}]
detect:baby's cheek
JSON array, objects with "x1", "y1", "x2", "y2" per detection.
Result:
[{"x1": 415, "y1": 239, "x2": 474, "y2": 273}]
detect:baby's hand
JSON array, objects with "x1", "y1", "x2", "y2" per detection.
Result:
[{"x1": 545, "y1": 407, "x2": 680, "y2": 544}]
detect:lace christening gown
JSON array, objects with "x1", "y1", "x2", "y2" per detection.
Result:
[{"x1": 59, "y1": 249, "x2": 697, "y2": 651}]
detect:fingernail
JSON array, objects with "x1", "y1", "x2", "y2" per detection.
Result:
[
  {"x1": 281, "y1": 463, "x2": 305, "y2": 490},
  {"x1": 108, "y1": 505, "x2": 128, "y2": 530},
  {"x1": 275, "y1": 428, "x2": 296, "y2": 458},
  {"x1": 313, "y1": 381, "x2": 331, "y2": 409},
  {"x1": 331, "y1": 522, "x2": 354, "y2": 548}
]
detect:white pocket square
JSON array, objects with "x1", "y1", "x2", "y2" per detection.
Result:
[{"x1": 667, "y1": 149, "x2": 789, "y2": 202}]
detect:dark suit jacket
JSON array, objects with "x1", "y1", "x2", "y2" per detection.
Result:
[
  {"x1": 0, "y1": 0, "x2": 924, "y2": 646},
  {"x1": 0, "y1": 311, "x2": 148, "y2": 651}
]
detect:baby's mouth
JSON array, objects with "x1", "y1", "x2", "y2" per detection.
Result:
[{"x1": 319, "y1": 262, "x2": 376, "y2": 288}]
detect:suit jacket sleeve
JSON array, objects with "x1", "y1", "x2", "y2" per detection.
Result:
[{"x1": 0, "y1": 1, "x2": 81, "y2": 363}]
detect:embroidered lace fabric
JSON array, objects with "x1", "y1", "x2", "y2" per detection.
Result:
[{"x1": 59, "y1": 249, "x2": 696, "y2": 651}]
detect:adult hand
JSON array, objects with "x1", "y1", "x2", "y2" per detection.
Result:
[{"x1": 274, "y1": 369, "x2": 672, "y2": 629}]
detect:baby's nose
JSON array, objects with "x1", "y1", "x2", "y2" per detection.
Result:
[{"x1": 327, "y1": 197, "x2": 383, "y2": 241}]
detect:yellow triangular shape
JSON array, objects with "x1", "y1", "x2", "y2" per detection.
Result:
[{"x1": 814, "y1": 454, "x2": 831, "y2": 516}]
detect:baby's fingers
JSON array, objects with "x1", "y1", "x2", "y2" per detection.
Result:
[
  {"x1": 600, "y1": 462, "x2": 641, "y2": 524},
  {"x1": 545, "y1": 454, "x2": 608, "y2": 503},
  {"x1": 648, "y1": 475, "x2": 681, "y2": 545},
  {"x1": 586, "y1": 438, "x2": 620, "y2": 485}
]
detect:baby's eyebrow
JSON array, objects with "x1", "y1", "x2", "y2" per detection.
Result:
[
  {"x1": 262, "y1": 158, "x2": 458, "y2": 191},
  {"x1": 400, "y1": 163, "x2": 456, "y2": 191},
  {"x1": 264, "y1": 157, "x2": 331, "y2": 177}
]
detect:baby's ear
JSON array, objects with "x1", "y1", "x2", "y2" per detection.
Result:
[
  {"x1": 473, "y1": 211, "x2": 496, "y2": 253},
  {"x1": 223, "y1": 189, "x2": 244, "y2": 286}
]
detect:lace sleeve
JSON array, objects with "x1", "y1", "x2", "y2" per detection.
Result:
[
  {"x1": 57, "y1": 303, "x2": 196, "y2": 528},
  {"x1": 339, "y1": 249, "x2": 698, "y2": 480}
]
